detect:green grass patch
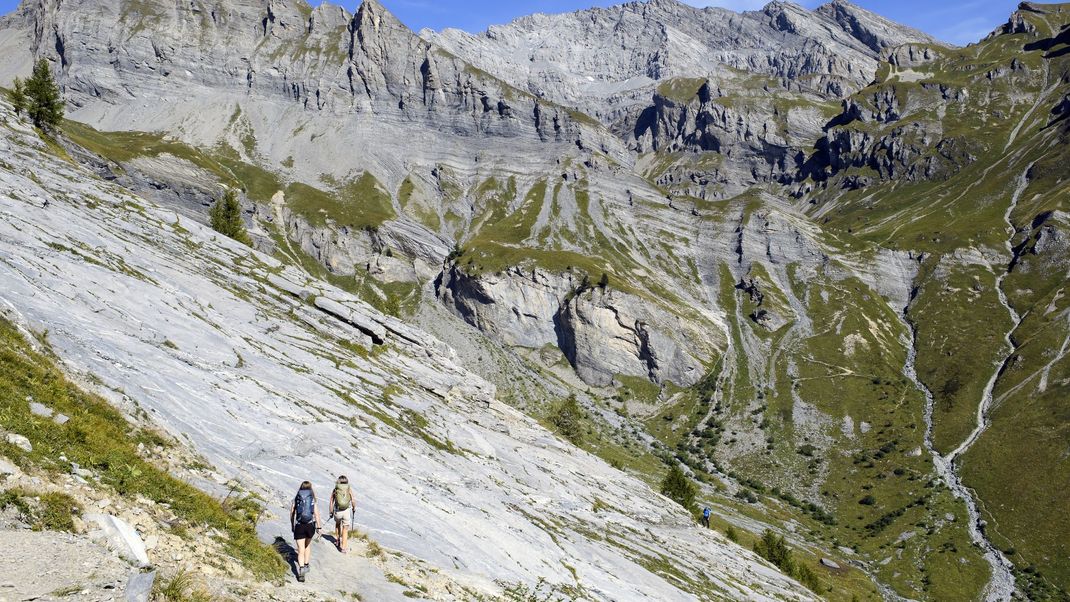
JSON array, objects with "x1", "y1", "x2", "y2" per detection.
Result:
[{"x1": 0, "y1": 488, "x2": 81, "y2": 532}]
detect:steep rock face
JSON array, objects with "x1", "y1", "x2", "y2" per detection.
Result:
[
  {"x1": 436, "y1": 266, "x2": 714, "y2": 386},
  {"x1": 556, "y1": 286, "x2": 710, "y2": 386},
  {"x1": 426, "y1": 0, "x2": 936, "y2": 119},
  {"x1": 0, "y1": 0, "x2": 627, "y2": 188},
  {"x1": 628, "y1": 78, "x2": 833, "y2": 198}
]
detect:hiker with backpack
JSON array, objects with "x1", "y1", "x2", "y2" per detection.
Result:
[
  {"x1": 290, "y1": 481, "x2": 321, "y2": 581},
  {"x1": 702, "y1": 506, "x2": 712, "y2": 529},
  {"x1": 328, "y1": 475, "x2": 356, "y2": 553}
]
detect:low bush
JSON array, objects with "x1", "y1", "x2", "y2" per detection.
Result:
[{"x1": 0, "y1": 488, "x2": 81, "y2": 532}]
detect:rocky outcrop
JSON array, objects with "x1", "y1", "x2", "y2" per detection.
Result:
[
  {"x1": 886, "y1": 44, "x2": 944, "y2": 69},
  {"x1": 628, "y1": 78, "x2": 829, "y2": 198},
  {"x1": 436, "y1": 265, "x2": 714, "y2": 387},
  {"x1": 809, "y1": 81, "x2": 977, "y2": 186}
]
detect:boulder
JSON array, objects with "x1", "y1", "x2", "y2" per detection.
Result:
[
  {"x1": 29, "y1": 402, "x2": 54, "y2": 418},
  {"x1": 5, "y1": 433, "x2": 32, "y2": 453},
  {"x1": 86, "y1": 514, "x2": 151, "y2": 567},
  {"x1": 0, "y1": 456, "x2": 18, "y2": 476},
  {"x1": 820, "y1": 558, "x2": 841, "y2": 569}
]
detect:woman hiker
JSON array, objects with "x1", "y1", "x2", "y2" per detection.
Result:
[
  {"x1": 328, "y1": 475, "x2": 356, "y2": 553},
  {"x1": 290, "y1": 480, "x2": 322, "y2": 581}
]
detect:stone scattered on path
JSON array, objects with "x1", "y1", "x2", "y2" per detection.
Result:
[{"x1": 0, "y1": 530, "x2": 129, "y2": 601}]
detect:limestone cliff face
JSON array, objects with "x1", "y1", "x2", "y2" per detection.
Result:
[
  {"x1": 436, "y1": 266, "x2": 714, "y2": 387},
  {"x1": 0, "y1": 0, "x2": 622, "y2": 178},
  {"x1": 426, "y1": 0, "x2": 936, "y2": 119}
]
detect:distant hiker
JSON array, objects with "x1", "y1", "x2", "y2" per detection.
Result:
[
  {"x1": 290, "y1": 481, "x2": 321, "y2": 581},
  {"x1": 702, "y1": 506, "x2": 711, "y2": 529},
  {"x1": 329, "y1": 475, "x2": 356, "y2": 554}
]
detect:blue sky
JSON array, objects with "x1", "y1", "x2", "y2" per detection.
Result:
[{"x1": 0, "y1": 0, "x2": 1020, "y2": 45}]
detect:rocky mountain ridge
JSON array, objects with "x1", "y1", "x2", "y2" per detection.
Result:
[{"x1": 426, "y1": 0, "x2": 935, "y2": 121}]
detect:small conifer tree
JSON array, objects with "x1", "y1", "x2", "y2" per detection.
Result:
[
  {"x1": 24, "y1": 59, "x2": 64, "y2": 130},
  {"x1": 659, "y1": 464, "x2": 697, "y2": 513},
  {"x1": 8, "y1": 77, "x2": 27, "y2": 116},
  {"x1": 209, "y1": 189, "x2": 251, "y2": 246},
  {"x1": 549, "y1": 394, "x2": 586, "y2": 445}
]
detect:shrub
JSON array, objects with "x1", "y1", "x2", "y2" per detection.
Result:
[
  {"x1": 659, "y1": 464, "x2": 697, "y2": 513},
  {"x1": 209, "y1": 189, "x2": 251, "y2": 246},
  {"x1": 859, "y1": 495, "x2": 877, "y2": 506},
  {"x1": 754, "y1": 530, "x2": 795, "y2": 574},
  {"x1": 753, "y1": 530, "x2": 823, "y2": 592},
  {"x1": 154, "y1": 569, "x2": 213, "y2": 602},
  {"x1": 549, "y1": 394, "x2": 586, "y2": 445},
  {"x1": 0, "y1": 488, "x2": 81, "y2": 532},
  {"x1": 24, "y1": 59, "x2": 64, "y2": 130},
  {"x1": 725, "y1": 525, "x2": 739, "y2": 543}
]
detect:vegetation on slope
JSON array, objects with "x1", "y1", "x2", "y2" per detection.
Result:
[{"x1": 0, "y1": 317, "x2": 285, "y2": 580}]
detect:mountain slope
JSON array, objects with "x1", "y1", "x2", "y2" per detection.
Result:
[
  {"x1": 0, "y1": 97, "x2": 814, "y2": 600},
  {"x1": 0, "y1": 0, "x2": 1068, "y2": 600}
]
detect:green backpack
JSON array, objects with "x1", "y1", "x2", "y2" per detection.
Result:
[{"x1": 334, "y1": 484, "x2": 352, "y2": 511}]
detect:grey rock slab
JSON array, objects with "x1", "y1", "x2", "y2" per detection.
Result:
[
  {"x1": 86, "y1": 514, "x2": 151, "y2": 568},
  {"x1": 820, "y1": 558, "x2": 841, "y2": 569},
  {"x1": 124, "y1": 570, "x2": 155, "y2": 602},
  {"x1": 313, "y1": 296, "x2": 389, "y2": 344}
]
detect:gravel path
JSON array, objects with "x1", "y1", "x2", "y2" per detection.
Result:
[{"x1": 0, "y1": 530, "x2": 129, "y2": 602}]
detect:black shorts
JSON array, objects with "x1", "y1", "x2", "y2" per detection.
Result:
[{"x1": 293, "y1": 522, "x2": 316, "y2": 540}]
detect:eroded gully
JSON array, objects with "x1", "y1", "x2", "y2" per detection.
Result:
[{"x1": 900, "y1": 166, "x2": 1034, "y2": 601}]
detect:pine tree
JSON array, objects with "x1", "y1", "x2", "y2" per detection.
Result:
[
  {"x1": 8, "y1": 77, "x2": 27, "y2": 116},
  {"x1": 24, "y1": 59, "x2": 64, "y2": 130},
  {"x1": 549, "y1": 394, "x2": 586, "y2": 445},
  {"x1": 209, "y1": 189, "x2": 251, "y2": 246},
  {"x1": 753, "y1": 530, "x2": 795, "y2": 574},
  {"x1": 659, "y1": 464, "x2": 697, "y2": 513}
]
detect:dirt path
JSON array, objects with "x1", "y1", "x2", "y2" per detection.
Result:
[{"x1": 0, "y1": 530, "x2": 129, "y2": 602}]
